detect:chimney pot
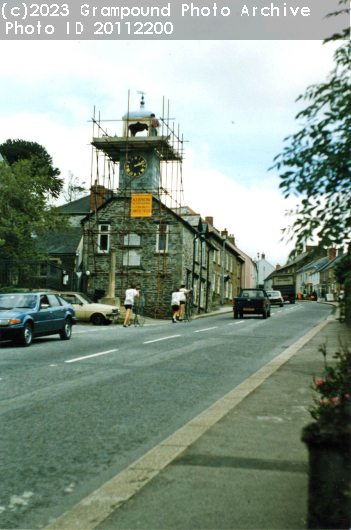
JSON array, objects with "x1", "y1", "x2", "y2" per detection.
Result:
[{"x1": 205, "y1": 216, "x2": 214, "y2": 226}]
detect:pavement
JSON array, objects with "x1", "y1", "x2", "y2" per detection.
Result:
[{"x1": 47, "y1": 308, "x2": 350, "y2": 530}]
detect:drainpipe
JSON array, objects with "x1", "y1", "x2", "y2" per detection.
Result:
[
  {"x1": 198, "y1": 238, "x2": 203, "y2": 314},
  {"x1": 205, "y1": 246, "x2": 211, "y2": 313},
  {"x1": 221, "y1": 238, "x2": 226, "y2": 305},
  {"x1": 192, "y1": 233, "x2": 200, "y2": 293}
]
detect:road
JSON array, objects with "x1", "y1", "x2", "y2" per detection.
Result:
[{"x1": 0, "y1": 302, "x2": 331, "y2": 529}]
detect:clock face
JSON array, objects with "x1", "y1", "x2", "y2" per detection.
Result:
[{"x1": 124, "y1": 155, "x2": 147, "y2": 178}]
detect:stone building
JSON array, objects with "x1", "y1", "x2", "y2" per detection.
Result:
[{"x1": 81, "y1": 194, "x2": 216, "y2": 317}]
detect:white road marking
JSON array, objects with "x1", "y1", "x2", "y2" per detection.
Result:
[
  {"x1": 194, "y1": 327, "x2": 218, "y2": 333},
  {"x1": 65, "y1": 349, "x2": 118, "y2": 363},
  {"x1": 144, "y1": 335, "x2": 181, "y2": 344}
]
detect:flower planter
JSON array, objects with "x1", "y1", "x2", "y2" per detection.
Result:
[{"x1": 302, "y1": 425, "x2": 351, "y2": 529}]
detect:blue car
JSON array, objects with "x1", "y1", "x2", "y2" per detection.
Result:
[{"x1": 0, "y1": 292, "x2": 77, "y2": 347}]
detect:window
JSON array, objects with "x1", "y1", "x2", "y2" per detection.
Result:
[
  {"x1": 217, "y1": 275, "x2": 221, "y2": 294},
  {"x1": 200, "y1": 281, "x2": 205, "y2": 306},
  {"x1": 217, "y1": 248, "x2": 221, "y2": 265},
  {"x1": 193, "y1": 278, "x2": 198, "y2": 303},
  {"x1": 213, "y1": 273, "x2": 216, "y2": 291},
  {"x1": 226, "y1": 254, "x2": 229, "y2": 270},
  {"x1": 98, "y1": 224, "x2": 110, "y2": 253},
  {"x1": 230, "y1": 283, "x2": 233, "y2": 299},
  {"x1": 230, "y1": 257, "x2": 233, "y2": 273},
  {"x1": 225, "y1": 281, "x2": 229, "y2": 298},
  {"x1": 156, "y1": 225, "x2": 169, "y2": 252},
  {"x1": 202, "y1": 241, "x2": 207, "y2": 266},
  {"x1": 213, "y1": 248, "x2": 217, "y2": 263},
  {"x1": 194, "y1": 238, "x2": 199, "y2": 261},
  {"x1": 47, "y1": 294, "x2": 61, "y2": 307}
]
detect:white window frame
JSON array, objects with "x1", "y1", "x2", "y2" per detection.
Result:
[
  {"x1": 194, "y1": 238, "x2": 199, "y2": 262},
  {"x1": 225, "y1": 281, "x2": 229, "y2": 298},
  {"x1": 98, "y1": 224, "x2": 110, "y2": 253},
  {"x1": 226, "y1": 254, "x2": 229, "y2": 271},
  {"x1": 202, "y1": 241, "x2": 207, "y2": 266},
  {"x1": 213, "y1": 273, "x2": 216, "y2": 291},
  {"x1": 156, "y1": 225, "x2": 169, "y2": 253},
  {"x1": 200, "y1": 281, "x2": 205, "y2": 306},
  {"x1": 230, "y1": 257, "x2": 233, "y2": 273},
  {"x1": 230, "y1": 283, "x2": 233, "y2": 299},
  {"x1": 217, "y1": 275, "x2": 221, "y2": 294},
  {"x1": 217, "y1": 248, "x2": 221, "y2": 265}
]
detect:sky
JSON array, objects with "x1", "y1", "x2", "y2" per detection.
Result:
[{"x1": 0, "y1": 39, "x2": 340, "y2": 267}]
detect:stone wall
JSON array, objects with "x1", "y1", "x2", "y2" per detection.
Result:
[{"x1": 82, "y1": 196, "x2": 214, "y2": 318}]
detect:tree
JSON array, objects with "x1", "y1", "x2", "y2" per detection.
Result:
[
  {"x1": 0, "y1": 159, "x2": 68, "y2": 260},
  {"x1": 62, "y1": 171, "x2": 87, "y2": 203},
  {"x1": 271, "y1": 41, "x2": 351, "y2": 250},
  {"x1": 0, "y1": 139, "x2": 63, "y2": 198}
]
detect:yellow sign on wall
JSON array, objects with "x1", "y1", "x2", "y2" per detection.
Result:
[{"x1": 131, "y1": 194, "x2": 153, "y2": 217}]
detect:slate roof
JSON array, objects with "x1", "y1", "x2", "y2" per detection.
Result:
[
  {"x1": 37, "y1": 227, "x2": 83, "y2": 255},
  {"x1": 318, "y1": 254, "x2": 345, "y2": 272},
  {"x1": 296, "y1": 257, "x2": 330, "y2": 274},
  {"x1": 58, "y1": 195, "x2": 91, "y2": 215}
]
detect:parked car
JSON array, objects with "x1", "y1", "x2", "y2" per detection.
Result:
[
  {"x1": 57, "y1": 292, "x2": 119, "y2": 325},
  {"x1": 233, "y1": 289, "x2": 271, "y2": 319},
  {"x1": 0, "y1": 292, "x2": 76, "y2": 347},
  {"x1": 266, "y1": 290, "x2": 284, "y2": 307}
]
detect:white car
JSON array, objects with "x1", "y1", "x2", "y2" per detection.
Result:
[
  {"x1": 58, "y1": 292, "x2": 119, "y2": 325},
  {"x1": 266, "y1": 290, "x2": 284, "y2": 307}
]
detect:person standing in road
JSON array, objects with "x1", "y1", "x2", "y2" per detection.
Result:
[
  {"x1": 171, "y1": 288, "x2": 181, "y2": 323},
  {"x1": 178, "y1": 284, "x2": 191, "y2": 321},
  {"x1": 123, "y1": 283, "x2": 139, "y2": 327}
]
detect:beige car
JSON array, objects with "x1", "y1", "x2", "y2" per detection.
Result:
[{"x1": 58, "y1": 292, "x2": 119, "y2": 325}]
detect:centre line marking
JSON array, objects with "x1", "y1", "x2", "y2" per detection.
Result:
[
  {"x1": 195, "y1": 327, "x2": 218, "y2": 333},
  {"x1": 65, "y1": 349, "x2": 118, "y2": 363},
  {"x1": 144, "y1": 335, "x2": 181, "y2": 344}
]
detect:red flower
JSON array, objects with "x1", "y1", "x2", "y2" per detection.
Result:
[
  {"x1": 345, "y1": 394, "x2": 350, "y2": 399},
  {"x1": 321, "y1": 400, "x2": 330, "y2": 405},
  {"x1": 332, "y1": 397, "x2": 340, "y2": 404},
  {"x1": 315, "y1": 379, "x2": 325, "y2": 387}
]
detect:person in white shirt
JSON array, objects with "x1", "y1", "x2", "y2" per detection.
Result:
[
  {"x1": 171, "y1": 288, "x2": 182, "y2": 323},
  {"x1": 123, "y1": 283, "x2": 139, "y2": 327},
  {"x1": 178, "y1": 284, "x2": 191, "y2": 321}
]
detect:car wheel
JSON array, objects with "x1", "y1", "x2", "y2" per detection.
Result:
[
  {"x1": 240, "y1": 312, "x2": 244, "y2": 319},
  {"x1": 104, "y1": 320, "x2": 113, "y2": 326},
  {"x1": 263, "y1": 310, "x2": 267, "y2": 319},
  {"x1": 234, "y1": 311, "x2": 238, "y2": 319},
  {"x1": 91, "y1": 313, "x2": 106, "y2": 326},
  {"x1": 18, "y1": 322, "x2": 33, "y2": 347},
  {"x1": 280, "y1": 303, "x2": 284, "y2": 307},
  {"x1": 268, "y1": 310, "x2": 271, "y2": 317},
  {"x1": 60, "y1": 319, "x2": 72, "y2": 340}
]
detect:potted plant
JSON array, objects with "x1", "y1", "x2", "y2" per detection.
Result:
[{"x1": 302, "y1": 343, "x2": 351, "y2": 529}]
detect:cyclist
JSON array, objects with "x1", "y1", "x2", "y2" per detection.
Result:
[
  {"x1": 123, "y1": 283, "x2": 139, "y2": 327},
  {"x1": 178, "y1": 284, "x2": 192, "y2": 321},
  {"x1": 171, "y1": 287, "x2": 182, "y2": 323}
]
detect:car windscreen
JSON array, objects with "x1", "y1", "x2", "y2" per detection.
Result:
[
  {"x1": 78, "y1": 293, "x2": 93, "y2": 303},
  {"x1": 241, "y1": 291, "x2": 265, "y2": 298},
  {"x1": 0, "y1": 294, "x2": 37, "y2": 309}
]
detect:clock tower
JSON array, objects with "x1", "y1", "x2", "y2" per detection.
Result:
[{"x1": 91, "y1": 95, "x2": 181, "y2": 193}]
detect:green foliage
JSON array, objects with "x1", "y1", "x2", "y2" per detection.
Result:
[
  {"x1": 0, "y1": 159, "x2": 68, "y2": 260},
  {"x1": 271, "y1": 41, "x2": 351, "y2": 249},
  {"x1": 306, "y1": 343, "x2": 351, "y2": 441},
  {"x1": 0, "y1": 139, "x2": 63, "y2": 198}
]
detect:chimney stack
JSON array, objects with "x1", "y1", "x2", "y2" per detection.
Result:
[
  {"x1": 90, "y1": 180, "x2": 106, "y2": 211},
  {"x1": 306, "y1": 245, "x2": 316, "y2": 252},
  {"x1": 227, "y1": 234, "x2": 236, "y2": 246},
  {"x1": 221, "y1": 229, "x2": 228, "y2": 239},
  {"x1": 262, "y1": 253, "x2": 265, "y2": 260},
  {"x1": 276, "y1": 264, "x2": 281, "y2": 270},
  {"x1": 205, "y1": 216, "x2": 214, "y2": 226},
  {"x1": 327, "y1": 247, "x2": 337, "y2": 260}
]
